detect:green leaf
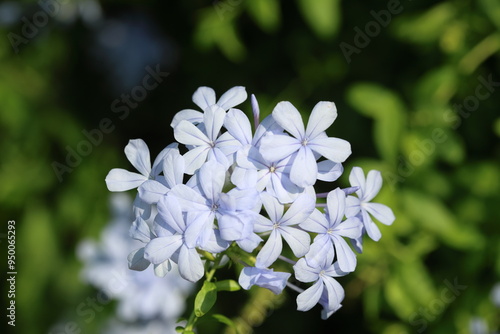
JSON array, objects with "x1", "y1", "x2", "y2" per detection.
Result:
[
  {"x1": 211, "y1": 314, "x2": 239, "y2": 333},
  {"x1": 296, "y1": 0, "x2": 340, "y2": 39},
  {"x1": 385, "y1": 273, "x2": 415, "y2": 320},
  {"x1": 402, "y1": 190, "x2": 484, "y2": 250},
  {"x1": 479, "y1": 0, "x2": 500, "y2": 31},
  {"x1": 246, "y1": 0, "x2": 281, "y2": 33},
  {"x1": 215, "y1": 279, "x2": 241, "y2": 292},
  {"x1": 393, "y1": 3, "x2": 456, "y2": 45},
  {"x1": 194, "y1": 281, "x2": 218, "y2": 317},
  {"x1": 347, "y1": 83, "x2": 406, "y2": 163}
]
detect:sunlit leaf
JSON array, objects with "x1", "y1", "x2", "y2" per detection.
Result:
[
  {"x1": 194, "y1": 281, "x2": 218, "y2": 317},
  {"x1": 246, "y1": 0, "x2": 281, "y2": 33},
  {"x1": 296, "y1": 0, "x2": 340, "y2": 38}
]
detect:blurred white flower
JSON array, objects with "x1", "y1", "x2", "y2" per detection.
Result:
[{"x1": 77, "y1": 193, "x2": 193, "y2": 323}]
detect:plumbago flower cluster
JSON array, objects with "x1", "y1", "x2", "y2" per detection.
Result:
[{"x1": 105, "y1": 86, "x2": 395, "y2": 328}]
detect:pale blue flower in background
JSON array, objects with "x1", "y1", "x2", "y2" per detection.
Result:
[
  {"x1": 300, "y1": 188, "x2": 363, "y2": 272},
  {"x1": 102, "y1": 318, "x2": 178, "y2": 334},
  {"x1": 492, "y1": 282, "x2": 500, "y2": 308},
  {"x1": 238, "y1": 266, "x2": 291, "y2": 295},
  {"x1": 259, "y1": 101, "x2": 351, "y2": 188},
  {"x1": 78, "y1": 193, "x2": 193, "y2": 325},
  {"x1": 254, "y1": 192, "x2": 315, "y2": 268},
  {"x1": 345, "y1": 167, "x2": 395, "y2": 241}
]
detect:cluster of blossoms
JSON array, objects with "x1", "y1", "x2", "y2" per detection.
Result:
[{"x1": 105, "y1": 86, "x2": 395, "y2": 319}]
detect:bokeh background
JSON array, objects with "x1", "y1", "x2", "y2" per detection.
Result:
[{"x1": 1, "y1": 0, "x2": 499, "y2": 333}]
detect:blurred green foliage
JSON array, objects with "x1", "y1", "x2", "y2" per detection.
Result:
[{"x1": 1, "y1": 0, "x2": 499, "y2": 333}]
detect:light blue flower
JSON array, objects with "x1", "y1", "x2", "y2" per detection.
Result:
[
  {"x1": 259, "y1": 101, "x2": 351, "y2": 188},
  {"x1": 167, "y1": 160, "x2": 258, "y2": 250},
  {"x1": 170, "y1": 86, "x2": 247, "y2": 128},
  {"x1": 138, "y1": 146, "x2": 185, "y2": 204},
  {"x1": 144, "y1": 195, "x2": 205, "y2": 283},
  {"x1": 345, "y1": 167, "x2": 395, "y2": 241},
  {"x1": 293, "y1": 250, "x2": 347, "y2": 319},
  {"x1": 238, "y1": 266, "x2": 291, "y2": 295},
  {"x1": 300, "y1": 188, "x2": 363, "y2": 272},
  {"x1": 105, "y1": 139, "x2": 177, "y2": 192},
  {"x1": 254, "y1": 192, "x2": 315, "y2": 268},
  {"x1": 174, "y1": 105, "x2": 239, "y2": 174}
]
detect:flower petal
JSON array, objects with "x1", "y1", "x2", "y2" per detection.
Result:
[
  {"x1": 300, "y1": 209, "x2": 329, "y2": 233},
  {"x1": 326, "y1": 188, "x2": 346, "y2": 226},
  {"x1": 253, "y1": 114, "x2": 284, "y2": 146},
  {"x1": 296, "y1": 280, "x2": 323, "y2": 312},
  {"x1": 153, "y1": 260, "x2": 173, "y2": 277},
  {"x1": 174, "y1": 120, "x2": 210, "y2": 146},
  {"x1": 317, "y1": 160, "x2": 343, "y2": 182},
  {"x1": 361, "y1": 209, "x2": 381, "y2": 241},
  {"x1": 198, "y1": 160, "x2": 225, "y2": 201},
  {"x1": 260, "y1": 192, "x2": 284, "y2": 224},
  {"x1": 138, "y1": 180, "x2": 169, "y2": 204},
  {"x1": 293, "y1": 257, "x2": 319, "y2": 283},
  {"x1": 308, "y1": 137, "x2": 351, "y2": 163},
  {"x1": 183, "y1": 146, "x2": 210, "y2": 175},
  {"x1": 333, "y1": 216, "x2": 363, "y2": 239},
  {"x1": 259, "y1": 133, "x2": 301, "y2": 162},
  {"x1": 204, "y1": 105, "x2": 226, "y2": 141},
  {"x1": 363, "y1": 170, "x2": 383, "y2": 202},
  {"x1": 280, "y1": 226, "x2": 310, "y2": 258},
  {"x1": 178, "y1": 245, "x2": 204, "y2": 282},
  {"x1": 129, "y1": 216, "x2": 152, "y2": 243},
  {"x1": 256, "y1": 229, "x2": 283, "y2": 268},
  {"x1": 224, "y1": 108, "x2": 252, "y2": 145},
  {"x1": 151, "y1": 143, "x2": 178, "y2": 176},
  {"x1": 231, "y1": 166, "x2": 258, "y2": 189},
  {"x1": 167, "y1": 184, "x2": 208, "y2": 212},
  {"x1": 127, "y1": 248, "x2": 151, "y2": 271},
  {"x1": 144, "y1": 235, "x2": 183, "y2": 264},
  {"x1": 306, "y1": 234, "x2": 333, "y2": 268},
  {"x1": 124, "y1": 139, "x2": 151, "y2": 176},
  {"x1": 236, "y1": 233, "x2": 263, "y2": 253},
  {"x1": 332, "y1": 235, "x2": 357, "y2": 272},
  {"x1": 272, "y1": 101, "x2": 305, "y2": 139},
  {"x1": 320, "y1": 276, "x2": 345, "y2": 313},
  {"x1": 290, "y1": 146, "x2": 317, "y2": 188},
  {"x1": 157, "y1": 196, "x2": 186, "y2": 234},
  {"x1": 349, "y1": 167, "x2": 366, "y2": 198},
  {"x1": 363, "y1": 203, "x2": 395, "y2": 225},
  {"x1": 170, "y1": 109, "x2": 204, "y2": 128},
  {"x1": 280, "y1": 193, "x2": 316, "y2": 226},
  {"x1": 162, "y1": 148, "x2": 185, "y2": 188},
  {"x1": 217, "y1": 86, "x2": 247, "y2": 110},
  {"x1": 269, "y1": 172, "x2": 300, "y2": 204},
  {"x1": 306, "y1": 101, "x2": 337, "y2": 139},
  {"x1": 239, "y1": 267, "x2": 291, "y2": 295},
  {"x1": 105, "y1": 169, "x2": 147, "y2": 191},
  {"x1": 192, "y1": 86, "x2": 216, "y2": 110}
]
